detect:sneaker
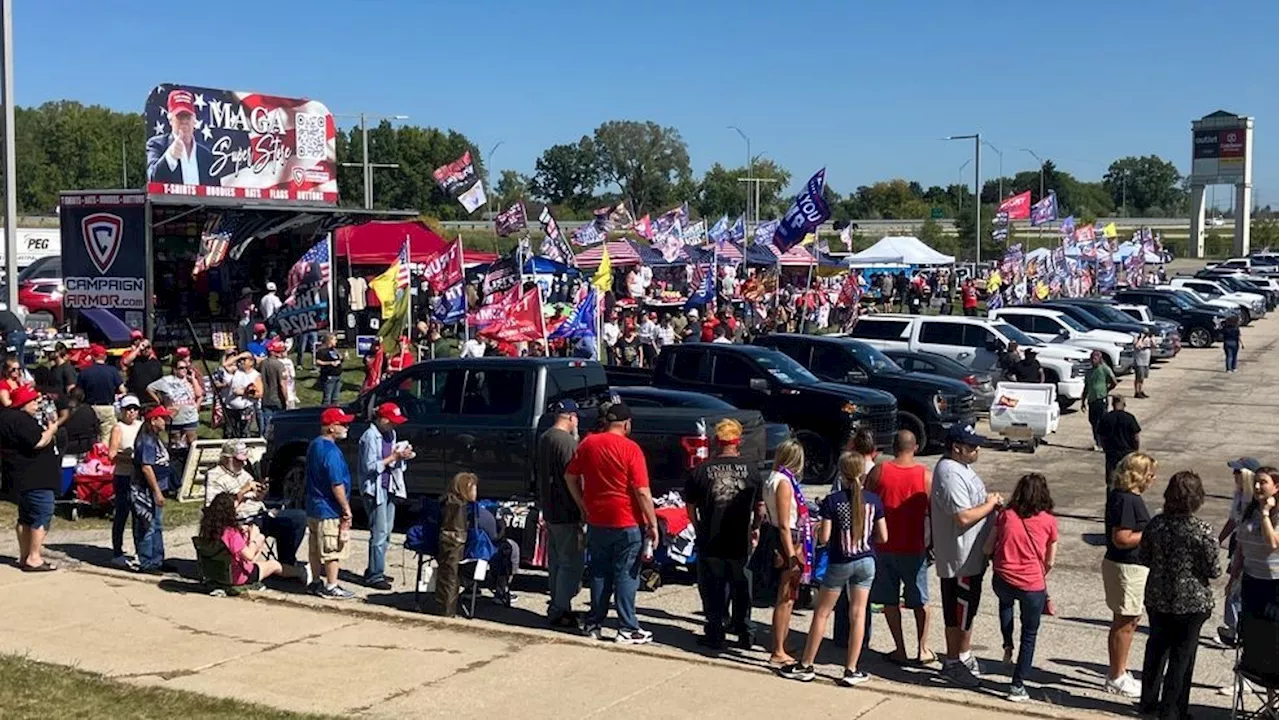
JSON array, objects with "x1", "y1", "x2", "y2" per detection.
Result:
[
  {"x1": 581, "y1": 624, "x2": 602, "y2": 641},
  {"x1": 297, "y1": 563, "x2": 313, "y2": 587},
  {"x1": 307, "y1": 580, "x2": 325, "y2": 597},
  {"x1": 365, "y1": 578, "x2": 393, "y2": 591},
  {"x1": 839, "y1": 669, "x2": 871, "y2": 687},
  {"x1": 940, "y1": 660, "x2": 981, "y2": 688},
  {"x1": 1007, "y1": 685, "x2": 1030, "y2": 703},
  {"x1": 778, "y1": 663, "x2": 816, "y2": 682},
  {"x1": 962, "y1": 655, "x2": 983, "y2": 679},
  {"x1": 732, "y1": 632, "x2": 756, "y2": 651},
  {"x1": 1217, "y1": 625, "x2": 1239, "y2": 648},
  {"x1": 697, "y1": 634, "x2": 726, "y2": 651},
  {"x1": 316, "y1": 584, "x2": 356, "y2": 600},
  {"x1": 615, "y1": 628, "x2": 654, "y2": 646},
  {"x1": 1103, "y1": 673, "x2": 1141, "y2": 699},
  {"x1": 110, "y1": 555, "x2": 136, "y2": 570}
]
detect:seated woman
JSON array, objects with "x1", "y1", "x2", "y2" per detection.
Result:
[{"x1": 200, "y1": 492, "x2": 287, "y2": 587}]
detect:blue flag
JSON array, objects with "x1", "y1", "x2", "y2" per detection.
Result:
[
  {"x1": 707, "y1": 215, "x2": 729, "y2": 245},
  {"x1": 1030, "y1": 191, "x2": 1058, "y2": 227},
  {"x1": 1059, "y1": 215, "x2": 1075, "y2": 237},
  {"x1": 727, "y1": 215, "x2": 745, "y2": 243},
  {"x1": 684, "y1": 252, "x2": 716, "y2": 310},
  {"x1": 753, "y1": 219, "x2": 780, "y2": 247},
  {"x1": 548, "y1": 288, "x2": 597, "y2": 341},
  {"x1": 433, "y1": 281, "x2": 466, "y2": 324},
  {"x1": 774, "y1": 168, "x2": 830, "y2": 251}
]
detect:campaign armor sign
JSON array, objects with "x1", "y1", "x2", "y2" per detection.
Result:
[{"x1": 60, "y1": 191, "x2": 148, "y2": 327}]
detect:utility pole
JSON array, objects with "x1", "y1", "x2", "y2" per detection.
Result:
[
  {"x1": 946, "y1": 134, "x2": 982, "y2": 264},
  {"x1": 337, "y1": 112, "x2": 408, "y2": 210},
  {"x1": 121, "y1": 136, "x2": 129, "y2": 187},
  {"x1": 1, "y1": 0, "x2": 14, "y2": 310},
  {"x1": 737, "y1": 176, "x2": 778, "y2": 234},
  {"x1": 728, "y1": 126, "x2": 750, "y2": 227}
]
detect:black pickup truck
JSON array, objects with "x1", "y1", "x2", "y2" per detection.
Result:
[
  {"x1": 752, "y1": 333, "x2": 976, "y2": 450},
  {"x1": 606, "y1": 343, "x2": 898, "y2": 484},
  {"x1": 262, "y1": 357, "x2": 769, "y2": 503}
]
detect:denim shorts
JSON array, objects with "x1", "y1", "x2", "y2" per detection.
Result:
[
  {"x1": 870, "y1": 552, "x2": 931, "y2": 608},
  {"x1": 821, "y1": 556, "x2": 876, "y2": 591},
  {"x1": 18, "y1": 488, "x2": 55, "y2": 530}
]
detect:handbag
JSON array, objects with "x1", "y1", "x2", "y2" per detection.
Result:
[{"x1": 1017, "y1": 513, "x2": 1056, "y2": 616}]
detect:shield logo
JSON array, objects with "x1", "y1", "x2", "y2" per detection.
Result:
[{"x1": 81, "y1": 213, "x2": 123, "y2": 274}]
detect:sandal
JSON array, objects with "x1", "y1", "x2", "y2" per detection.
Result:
[
  {"x1": 20, "y1": 562, "x2": 57, "y2": 573},
  {"x1": 915, "y1": 650, "x2": 938, "y2": 665}
]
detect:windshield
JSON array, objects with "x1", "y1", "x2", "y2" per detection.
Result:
[
  {"x1": 992, "y1": 322, "x2": 1041, "y2": 347},
  {"x1": 846, "y1": 342, "x2": 902, "y2": 374},
  {"x1": 755, "y1": 351, "x2": 820, "y2": 385},
  {"x1": 1086, "y1": 304, "x2": 1137, "y2": 324},
  {"x1": 1058, "y1": 314, "x2": 1089, "y2": 332},
  {"x1": 1165, "y1": 291, "x2": 1197, "y2": 309}
]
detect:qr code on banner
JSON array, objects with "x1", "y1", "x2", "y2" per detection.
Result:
[{"x1": 294, "y1": 113, "x2": 327, "y2": 161}]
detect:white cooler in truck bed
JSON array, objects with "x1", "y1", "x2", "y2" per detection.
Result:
[{"x1": 989, "y1": 382, "x2": 1060, "y2": 442}]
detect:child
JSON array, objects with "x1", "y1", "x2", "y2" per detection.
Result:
[
  {"x1": 1216, "y1": 458, "x2": 1259, "y2": 646},
  {"x1": 436, "y1": 472, "x2": 477, "y2": 617},
  {"x1": 200, "y1": 492, "x2": 290, "y2": 586}
]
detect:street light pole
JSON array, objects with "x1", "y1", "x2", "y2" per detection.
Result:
[
  {"x1": 947, "y1": 134, "x2": 982, "y2": 264},
  {"x1": 728, "y1": 126, "x2": 750, "y2": 227},
  {"x1": 957, "y1": 160, "x2": 971, "y2": 211},
  {"x1": 1020, "y1": 148, "x2": 1045, "y2": 201},
  {"x1": 1, "y1": 0, "x2": 14, "y2": 310},
  {"x1": 337, "y1": 112, "x2": 408, "y2": 210},
  {"x1": 485, "y1": 140, "x2": 504, "y2": 220},
  {"x1": 983, "y1": 141, "x2": 1003, "y2": 201}
]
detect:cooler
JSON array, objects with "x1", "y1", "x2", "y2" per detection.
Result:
[{"x1": 988, "y1": 382, "x2": 1060, "y2": 442}]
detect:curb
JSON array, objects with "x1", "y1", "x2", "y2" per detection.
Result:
[{"x1": 74, "y1": 562, "x2": 1107, "y2": 720}]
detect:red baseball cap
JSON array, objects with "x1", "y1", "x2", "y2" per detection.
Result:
[
  {"x1": 253, "y1": 323, "x2": 267, "y2": 333},
  {"x1": 145, "y1": 406, "x2": 173, "y2": 421},
  {"x1": 167, "y1": 89, "x2": 195, "y2": 116},
  {"x1": 268, "y1": 340, "x2": 287, "y2": 354},
  {"x1": 321, "y1": 407, "x2": 356, "y2": 426},
  {"x1": 130, "y1": 330, "x2": 144, "y2": 340},
  {"x1": 175, "y1": 346, "x2": 191, "y2": 358},
  {"x1": 376, "y1": 402, "x2": 407, "y2": 425},
  {"x1": 90, "y1": 344, "x2": 107, "y2": 358},
  {"x1": 9, "y1": 385, "x2": 39, "y2": 409}
]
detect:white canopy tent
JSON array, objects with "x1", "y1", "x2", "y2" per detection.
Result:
[{"x1": 845, "y1": 235, "x2": 956, "y2": 266}]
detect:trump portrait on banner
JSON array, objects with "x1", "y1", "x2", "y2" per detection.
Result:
[{"x1": 146, "y1": 89, "x2": 217, "y2": 186}]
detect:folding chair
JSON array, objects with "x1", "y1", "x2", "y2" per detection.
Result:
[
  {"x1": 1233, "y1": 612, "x2": 1279, "y2": 720},
  {"x1": 191, "y1": 537, "x2": 263, "y2": 596},
  {"x1": 411, "y1": 555, "x2": 485, "y2": 618}
]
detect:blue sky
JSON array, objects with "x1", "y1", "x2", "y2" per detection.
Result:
[{"x1": 13, "y1": 0, "x2": 1279, "y2": 208}]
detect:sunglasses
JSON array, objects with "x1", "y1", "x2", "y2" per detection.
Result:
[{"x1": 176, "y1": 365, "x2": 190, "y2": 371}]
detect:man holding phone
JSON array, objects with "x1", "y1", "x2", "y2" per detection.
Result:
[
  {"x1": 204, "y1": 440, "x2": 309, "y2": 585},
  {"x1": 358, "y1": 402, "x2": 414, "y2": 591}
]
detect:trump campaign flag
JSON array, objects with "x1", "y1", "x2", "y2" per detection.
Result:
[
  {"x1": 727, "y1": 215, "x2": 745, "y2": 243},
  {"x1": 631, "y1": 214, "x2": 654, "y2": 240},
  {"x1": 1029, "y1": 191, "x2": 1058, "y2": 227},
  {"x1": 571, "y1": 221, "x2": 606, "y2": 247},
  {"x1": 998, "y1": 191, "x2": 1032, "y2": 220},
  {"x1": 753, "y1": 219, "x2": 780, "y2": 247},
  {"x1": 684, "y1": 257, "x2": 716, "y2": 310},
  {"x1": 422, "y1": 238, "x2": 464, "y2": 294},
  {"x1": 433, "y1": 283, "x2": 466, "y2": 324},
  {"x1": 494, "y1": 202, "x2": 527, "y2": 237},
  {"x1": 477, "y1": 286, "x2": 545, "y2": 344},
  {"x1": 548, "y1": 288, "x2": 597, "y2": 341},
  {"x1": 774, "y1": 169, "x2": 830, "y2": 251},
  {"x1": 707, "y1": 215, "x2": 729, "y2": 245},
  {"x1": 433, "y1": 151, "x2": 478, "y2": 195}
]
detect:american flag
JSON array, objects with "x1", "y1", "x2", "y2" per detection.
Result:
[
  {"x1": 192, "y1": 213, "x2": 238, "y2": 277},
  {"x1": 835, "y1": 495, "x2": 873, "y2": 558},
  {"x1": 286, "y1": 239, "x2": 331, "y2": 300},
  {"x1": 395, "y1": 239, "x2": 411, "y2": 290}
]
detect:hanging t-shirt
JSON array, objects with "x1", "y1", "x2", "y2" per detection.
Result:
[{"x1": 347, "y1": 277, "x2": 368, "y2": 311}]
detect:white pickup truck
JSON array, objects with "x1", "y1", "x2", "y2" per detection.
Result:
[
  {"x1": 1168, "y1": 278, "x2": 1266, "y2": 324},
  {"x1": 988, "y1": 307, "x2": 1135, "y2": 374},
  {"x1": 844, "y1": 314, "x2": 1089, "y2": 409}
]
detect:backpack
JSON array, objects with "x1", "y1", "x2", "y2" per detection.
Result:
[{"x1": 404, "y1": 498, "x2": 441, "y2": 556}]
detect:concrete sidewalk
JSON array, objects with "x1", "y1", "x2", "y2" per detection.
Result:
[{"x1": 0, "y1": 565, "x2": 1110, "y2": 720}]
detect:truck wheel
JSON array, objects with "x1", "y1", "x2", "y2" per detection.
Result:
[
  {"x1": 898, "y1": 411, "x2": 928, "y2": 450},
  {"x1": 1188, "y1": 326, "x2": 1213, "y2": 349},
  {"x1": 794, "y1": 430, "x2": 834, "y2": 485},
  {"x1": 1239, "y1": 308, "x2": 1252, "y2": 325},
  {"x1": 1057, "y1": 395, "x2": 1076, "y2": 412}
]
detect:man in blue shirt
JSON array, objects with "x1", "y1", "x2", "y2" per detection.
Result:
[
  {"x1": 246, "y1": 323, "x2": 269, "y2": 361},
  {"x1": 78, "y1": 344, "x2": 125, "y2": 443},
  {"x1": 305, "y1": 407, "x2": 356, "y2": 599}
]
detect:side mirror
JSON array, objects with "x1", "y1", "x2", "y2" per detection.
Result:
[
  {"x1": 844, "y1": 369, "x2": 868, "y2": 384},
  {"x1": 748, "y1": 377, "x2": 771, "y2": 394}
]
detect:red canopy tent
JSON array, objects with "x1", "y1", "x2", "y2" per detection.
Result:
[{"x1": 333, "y1": 221, "x2": 495, "y2": 265}]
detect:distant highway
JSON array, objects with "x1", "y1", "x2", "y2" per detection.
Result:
[{"x1": 440, "y1": 216, "x2": 1221, "y2": 234}]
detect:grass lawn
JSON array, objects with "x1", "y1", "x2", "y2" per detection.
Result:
[{"x1": 0, "y1": 654, "x2": 335, "y2": 719}]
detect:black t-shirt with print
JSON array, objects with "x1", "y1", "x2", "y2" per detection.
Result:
[
  {"x1": 683, "y1": 456, "x2": 760, "y2": 560},
  {"x1": 1105, "y1": 489, "x2": 1150, "y2": 564}
]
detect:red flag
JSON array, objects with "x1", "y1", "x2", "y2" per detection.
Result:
[
  {"x1": 998, "y1": 191, "x2": 1032, "y2": 220},
  {"x1": 631, "y1": 214, "x2": 653, "y2": 240},
  {"x1": 467, "y1": 286, "x2": 517, "y2": 329},
  {"x1": 477, "y1": 287, "x2": 545, "y2": 343},
  {"x1": 421, "y1": 238, "x2": 464, "y2": 294}
]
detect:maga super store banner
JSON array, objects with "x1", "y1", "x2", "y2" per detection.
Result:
[
  {"x1": 60, "y1": 192, "x2": 148, "y2": 327},
  {"x1": 144, "y1": 83, "x2": 338, "y2": 204}
]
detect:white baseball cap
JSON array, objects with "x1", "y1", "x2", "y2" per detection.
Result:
[{"x1": 265, "y1": 281, "x2": 277, "y2": 291}]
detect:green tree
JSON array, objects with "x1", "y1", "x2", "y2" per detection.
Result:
[
  {"x1": 917, "y1": 216, "x2": 950, "y2": 254},
  {"x1": 335, "y1": 121, "x2": 480, "y2": 217},
  {"x1": 529, "y1": 137, "x2": 599, "y2": 214},
  {"x1": 695, "y1": 162, "x2": 745, "y2": 220},
  {"x1": 591, "y1": 120, "x2": 691, "y2": 215},
  {"x1": 494, "y1": 170, "x2": 528, "y2": 209},
  {"x1": 1103, "y1": 155, "x2": 1184, "y2": 216}
]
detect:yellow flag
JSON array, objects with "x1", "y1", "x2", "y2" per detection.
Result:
[
  {"x1": 368, "y1": 260, "x2": 402, "y2": 321},
  {"x1": 800, "y1": 232, "x2": 816, "y2": 246},
  {"x1": 592, "y1": 243, "x2": 613, "y2": 292},
  {"x1": 1103, "y1": 222, "x2": 1118, "y2": 239},
  {"x1": 369, "y1": 257, "x2": 407, "y2": 351}
]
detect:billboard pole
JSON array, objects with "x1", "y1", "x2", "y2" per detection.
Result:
[{"x1": 1, "y1": 0, "x2": 16, "y2": 311}]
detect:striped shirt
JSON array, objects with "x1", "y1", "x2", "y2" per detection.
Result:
[{"x1": 1238, "y1": 503, "x2": 1279, "y2": 580}]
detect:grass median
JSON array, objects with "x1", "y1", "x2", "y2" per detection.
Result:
[{"x1": 0, "y1": 654, "x2": 335, "y2": 719}]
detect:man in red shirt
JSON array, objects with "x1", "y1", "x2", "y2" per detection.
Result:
[
  {"x1": 961, "y1": 279, "x2": 979, "y2": 316},
  {"x1": 565, "y1": 402, "x2": 659, "y2": 645},
  {"x1": 866, "y1": 429, "x2": 935, "y2": 664}
]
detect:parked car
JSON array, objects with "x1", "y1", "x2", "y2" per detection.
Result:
[
  {"x1": 751, "y1": 333, "x2": 977, "y2": 449},
  {"x1": 1038, "y1": 300, "x2": 1179, "y2": 359},
  {"x1": 1149, "y1": 286, "x2": 1241, "y2": 317},
  {"x1": 879, "y1": 348, "x2": 997, "y2": 411},
  {"x1": 842, "y1": 314, "x2": 1089, "y2": 409},
  {"x1": 1, "y1": 256, "x2": 63, "y2": 326},
  {"x1": 1209, "y1": 256, "x2": 1279, "y2": 279},
  {"x1": 1112, "y1": 303, "x2": 1183, "y2": 355},
  {"x1": 1112, "y1": 288, "x2": 1230, "y2": 348},
  {"x1": 1169, "y1": 278, "x2": 1266, "y2": 324},
  {"x1": 987, "y1": 307, "x2": 1134, "y2": 373},
  {"x1": 262, "y1": 357, "x2": 769, "y2": 504},
  {"x1": 606, "y1": 343, "x2": 898, "y2": 484}
]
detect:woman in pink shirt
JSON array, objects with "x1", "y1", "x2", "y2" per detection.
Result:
[
  {"x1": 982, "y1": 472, "x2": 1058, "y2": 703},
  {"x1": 200, "y1": 493, "x2": 287, "y2": 586}
]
